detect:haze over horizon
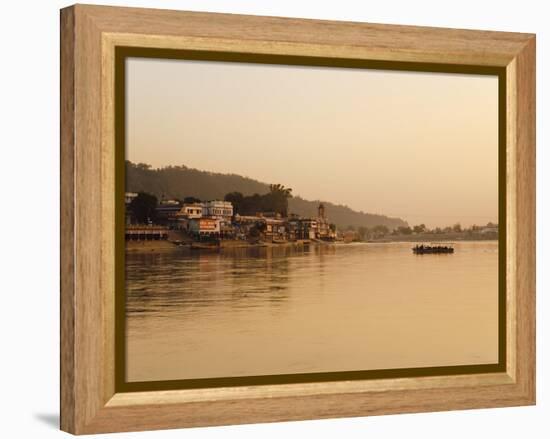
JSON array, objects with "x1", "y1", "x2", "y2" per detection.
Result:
[{"x1": 126, "y1": 58, "x2": 499, "y2": 228}]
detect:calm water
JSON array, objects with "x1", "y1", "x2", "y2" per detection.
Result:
[{"x1": 125, "y1": 241, "x2": 498, "y2": 382}]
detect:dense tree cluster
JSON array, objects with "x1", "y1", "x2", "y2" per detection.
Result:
[
  {"x1": 129, "y1": 192, "x2": 158, "y2": 224},
  {"x1": 225, "y1": 184, "x2": 293, "y2": 216}
]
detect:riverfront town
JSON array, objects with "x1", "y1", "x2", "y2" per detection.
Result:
[
  {"x1": 124, "y1": 186, "x2": 499, "y2": 250},
  {"x1": 125, "y1": 190, "x2": 339, "y2": 249}
]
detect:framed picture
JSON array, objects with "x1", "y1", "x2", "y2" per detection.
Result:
[{"x1": 60, "y1": 4, "x2": 536, "y2": 434}]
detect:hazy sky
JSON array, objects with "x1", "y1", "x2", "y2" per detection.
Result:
[{"x1": 126, "y1": 58, "x2": 498, "y2": 228}]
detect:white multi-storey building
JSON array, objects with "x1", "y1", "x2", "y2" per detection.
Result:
[
  {"x1": 202, "y1": 200, "x2": 233, "y2": 219},
  {"x1": 177, "y1": 203, "x2": 204, "y2": 219}
]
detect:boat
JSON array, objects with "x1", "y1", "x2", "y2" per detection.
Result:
[
  {"x1": 412, "y1": 244, "x2": 454, "y2": 254},
  {"x1": 190, "y1": 242, "x2": 220, "y2": 250}
]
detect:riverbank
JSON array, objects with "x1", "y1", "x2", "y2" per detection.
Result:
[
  {"x1": 125, "y1": 240, "x2": 180, "y2": 252},
  {"x1": 126, "y1": 234, "x2": 498, "y2": 252},
  {"x1": 126, "y1": 238, "x2": 316, "y2": 253}
]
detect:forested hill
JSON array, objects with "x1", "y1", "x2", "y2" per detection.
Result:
[{"x1": 126, "y1": 161, "x2": 407, "y2": 229}]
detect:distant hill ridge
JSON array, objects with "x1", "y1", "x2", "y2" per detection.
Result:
[{"x1": 126, "y1": 161, "x2": 407, "y2": 229}]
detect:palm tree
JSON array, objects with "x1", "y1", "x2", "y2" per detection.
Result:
[
  {"x1": 268, "y1": 184, "x2": 293, "y2": 216},
  {"x1": 269, "y1": 184, "x2": 293, "y2": 198}
]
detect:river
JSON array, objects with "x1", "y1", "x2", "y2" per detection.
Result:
[{"x1": 125, "y1": 241, "x2": 498, "y2": 382}]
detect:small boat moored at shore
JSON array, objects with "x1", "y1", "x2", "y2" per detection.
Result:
[
  {"x1": 412, "y1": 244, "x2": 454, "y2": 254},
  {"x1": 191, "y1": 242, "x2": 220, "y2": 250}
]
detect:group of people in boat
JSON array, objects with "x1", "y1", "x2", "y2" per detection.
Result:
[{"x1": 412, "y1": 244, "x2": 454, "y2": 254}]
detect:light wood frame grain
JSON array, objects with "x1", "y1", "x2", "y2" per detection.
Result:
[{"x1": 60, "y1": 4, "x2": 535, "y2": 434}]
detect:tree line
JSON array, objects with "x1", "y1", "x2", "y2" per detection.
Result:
[
  {"x1": 347, "y1": 222, "x2": 498, "y2": 241},
  {"x1": 127, "y1": 184, "x2": 293, "y2": 224},
  {"x1": 224, "y1": 184, "x2": 293, "y2": 217}
]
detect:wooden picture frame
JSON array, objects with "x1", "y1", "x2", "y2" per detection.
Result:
[{"x1": 60, "y1": 4, "x2": 535, "y2": 434}]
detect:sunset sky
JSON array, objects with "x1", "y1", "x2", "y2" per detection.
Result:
[{"x1": 126, "y1": 58, "x2": 499, "y2": 228}]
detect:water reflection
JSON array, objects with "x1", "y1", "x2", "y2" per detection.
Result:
[{"x1": 126, "y1": 241, "x2": 499, "y2": 382}]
